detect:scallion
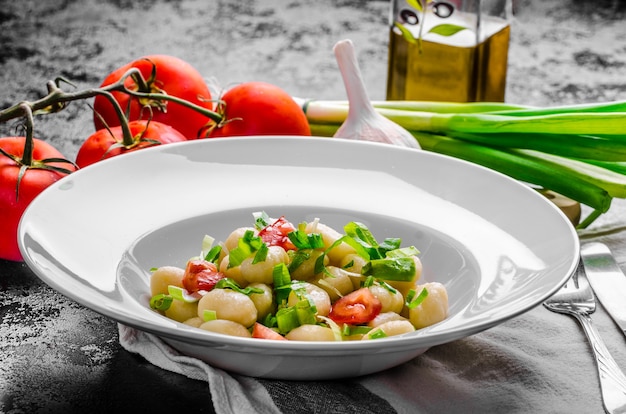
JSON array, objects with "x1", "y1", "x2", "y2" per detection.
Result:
[
  {"x1": 288, "y1": 250, "x2": 311, "y2": 272},
  {"x1": 316, "y1": 316, "x2": 343, "y2": 341},
  {"x1": 366, "y1": 328, "x2": 388, "y2": 340},
  {"x1": 202, "y1": 309, "x2": 217, "y2": 322},
  {"x1": 295, "y1": 298, "x2": 318, "y2": 326},
  {"x1": 341, "y1": 324, "x2": 372, "y2": 336},
  {"x1": 406, "y1": 287, "x2": 429, "y2": 309},
  {"x1": 167, "y1": 285, "x2": 201, "y2": 303},
  {"x1": 362, "y1": 257, "x2": 416, "y2": 281},
  {"x1": 276, "y1": 307, "x2": 300, "y2": 334},
  {"x1": 228, "y1": 230, "x2": 265, "y2": 268},
  {"x1": 204, "y1": 245, "x2": 223, "y2": 263},
  {"x1": 273, "y1": 263, "x2": 292, "y2": 306},
  {"x1": 150, "y1": 294, "x2": 173, "y2": 311},
  {"x1": 300, "y1": 98, "x2": 626, "y2": 227},
  {"x1": 214, "y1": 278, "x2": 264, "y2": 296},
  {"x1": 386, "y1": 246, "x2": 420, "y2": 258},
  {"x1": 201, "y1": 235, "x2": 215, "y2": 259},
  {"x1": 253, "y1": 211, "x2": 272, "y2": 229}
]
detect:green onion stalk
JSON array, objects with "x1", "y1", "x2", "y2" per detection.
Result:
[{"x1": 298, "y1": 99, "x2": 626, "y2": 229}]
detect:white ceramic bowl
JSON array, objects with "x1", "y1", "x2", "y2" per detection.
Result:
[{"x1": 18, "y1": 136, "x2": 578, "y2": 380}]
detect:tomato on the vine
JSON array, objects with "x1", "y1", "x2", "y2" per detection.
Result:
[
  {"x1": 207, "y1": 81, "x2": 311, "y2": 138},
  {"x1": 76, "y1": 120, "x2": 186, "y2": 168},
  {"x1": 0, "y1": 137, "x2": 76, "y2": 262},
  {"x1": 93, "y1": 55, "x2": 213, "y2": 139}
]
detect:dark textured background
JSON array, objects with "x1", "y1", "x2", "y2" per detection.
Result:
[
  {"x1": 0, "y1": 0, "x2": 625, "y2": 412},
  {"x1": 0, "y1": 0, "x2": 624, "y2": 160}
]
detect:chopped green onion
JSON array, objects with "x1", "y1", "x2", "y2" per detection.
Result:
[
  {"x1": 366, "y1": 328, "x2": 388, "y2": 340},
  {"x1": 314, "y1": 252, "x2": 328, "y2": 274},
  {"x1": 273, "y1": 263, "x2": 292, "y2": 305},
  {"x1": 201, "y1": 235, "x2": 215, "y2": 259},
  {"x1": 273, "y1": 263, "x2": 291, "y2": 287},
  {"x1": 168, "y1": 285, "x2": 201, "y2": 303},
  {"x1": 341, "y1": 324, "x2": 372, "y2": 337},
  {"x1": 344, "y1": 222, "x2": 381, "y2": 259},
  {"x1": 317, "y1": 316, "x2": 343, "y2": 341},
  {"x1": 306, "y1": 232, "x2": 324, "y2": 249},
  {"x1": 342, "y1": 222, "x2": 403, "y2": 260},
  {"x1": 150, "y1": 294, "x2": 173, "y2": 311},
  {"x1": 287, "y1": 228, "x2": 325, "y2": 250},
  {"x1": 377, "y1": 279, "x2": 398, "y2": 294},
  {"x1": 287, "y1": 228, "x2": 308, "y2": 249},
  {"x1": 214, "y1": 278, "x2": 264, "y2": 295},
  {"x1": 361, "y1": 276, "x2": 398, "y2": 293},
  {"x1": 378, "y1": 237, "x2": 402, "y2": 253},
  {"x1": 362, "y1": 257, "x2": 416, "y2": 281},
  {"x1": 204, "y1": 245, "x2": 222, "y2": 263},
  {"x1": 228, "y1": 230, "x2": 266, "y2": 268},
  {"x1": 276, "y1": 307, "x2": 300, "y2": 334},
  {"x1": 342, "y1": 259, "x2": 354, "y2": 269},
  {"x1": 288, "y1": 249, "x2": 311, "y2": 272},
  {"x1": 252, "y1": 242, "x2": 269, "y2": 264},
  {"x1": 386, "y1": 246, "x2": 420, "y2": 258},
  {"x1": 362, "y1": 275, "x2": 375, "y2": 288},
  {"x1": 317, "y1": 278, "x2": 343, "y2": 298},
  {"x1": 406, "y1": 287, "x2": 429, "y2": 309},
  {"x1": 263, "y1": 313, "x2": 277, "y2": 328},
  {"x1": 295, "y1": 298, "x2": 317, "y2": 326},
  {"x1": 202, "y1": 309, "x2": 217, "y2": 322},
  {"x1": 253, "y1": 211, "x2": 272, "y2": 230}
]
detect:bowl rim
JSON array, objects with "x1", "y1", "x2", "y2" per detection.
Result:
[{"x1": 19, "y1": 136, "x2": 580, "y2": 355}]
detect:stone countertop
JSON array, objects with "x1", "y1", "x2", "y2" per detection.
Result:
[{"x1": 0, "y1": 0, "x2": 625, "y2": 412}]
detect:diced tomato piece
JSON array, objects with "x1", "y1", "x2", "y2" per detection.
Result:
[
  {"x1": 258, "y1": 216, "x2": 297, "y2": 250},
  {"x1": 328, "y1": 288, "x2": 382, "y2": 325},
  {"x1": 252, "y1": 322, "x2": 288, "y2": 340},
  {"x1": 183, "y1": 259, "x2": 224, "y2": 293}
]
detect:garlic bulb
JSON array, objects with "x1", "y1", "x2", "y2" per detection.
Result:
[{"x1": 332, "y1": 39, "x2": 421, "y2": 149}]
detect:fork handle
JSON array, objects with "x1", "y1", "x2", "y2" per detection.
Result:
[{"x1": 575, "y1": 313, "x2": 626, "y2": 414}]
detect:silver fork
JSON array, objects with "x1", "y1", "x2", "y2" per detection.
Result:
[{"x1": 544, "y1": 260, "x2": 626, "y2": 414}]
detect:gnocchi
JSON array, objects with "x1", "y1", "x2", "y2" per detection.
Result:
[{"x1": 148, "y1": 213, "x2": 449, "y2": 341}]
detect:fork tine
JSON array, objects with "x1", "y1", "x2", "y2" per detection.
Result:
[
  {"x1": 544, "y1": 258, "x2": 583, "y2": 308},
  {"x1": 573, "y1": 260, "x2": 596, "y2": 306}
]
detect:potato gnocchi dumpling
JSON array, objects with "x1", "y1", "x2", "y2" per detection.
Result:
[{"x1": 148, "y1": 213, "x2": 449, "y2": 341}]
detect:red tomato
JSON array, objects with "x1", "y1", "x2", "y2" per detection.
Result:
[
  {"x1": 208, "y1": 81, "x2": 311, "y2": 137},
  {"x1": 0, "y1": 137, "x2": 76, "y2": 261},
  {"x1": 76, "y1": 120, "x2": 186, "y2": 168},
  {"x1": 328, "y1": 288, "x2": 382, "y2": 325},
  {"x1": 258, "y1": 216, "x2": 297, "y2": 250},
  {"x1": 183, "y1": 259, "x2": 224, "y2": 293},
  {"x1": 93, "y1": 55, "x2": 213, "y2": 139},
  {"x1": 252, "y1": 322, "x2": 288, "y2": 340}
]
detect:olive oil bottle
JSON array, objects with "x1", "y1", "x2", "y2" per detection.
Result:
[{"x1": 387, "y1": 1, "x2": 511, "y2": 103}]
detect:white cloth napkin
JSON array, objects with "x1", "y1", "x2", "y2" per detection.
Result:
[
  {"x1": 118, "y1": 324, "x2": 282, "y2": 414},
  {"x1": 119, "y1": 200, "x2": 626, "y2": 414}
]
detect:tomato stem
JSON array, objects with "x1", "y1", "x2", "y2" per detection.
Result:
[
  {"x1": 95, "y1": 90, "x2": 136, "y2": 147},
  {"x1": 0, "y1": 103, "x2": 76, "y2": 202},
  {"x1": 0, "y1": 68, "x2": 223, "y2": 126},
  {"x1": 20, "y1": 103, "x2": 35, "y2": 166}
]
